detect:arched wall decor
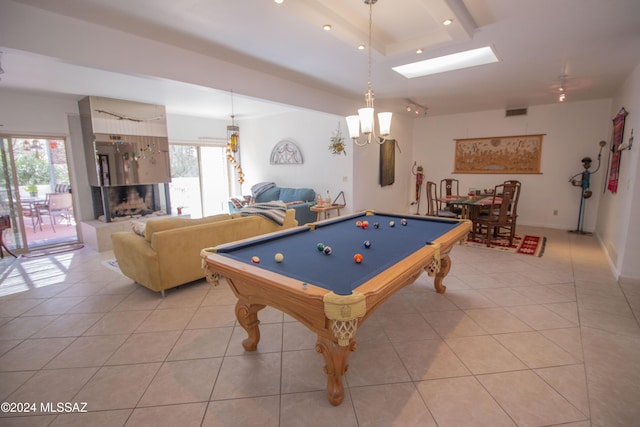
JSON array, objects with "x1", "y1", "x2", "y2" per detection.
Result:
[{"x1": 270, "y1": 139, "x2": 303, "y2": 164}]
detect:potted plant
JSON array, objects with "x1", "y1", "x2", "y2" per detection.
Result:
[
  {"x1": 329, "y1": 123, "x2": 346, "y2": 156},
  {"x1": 25, "y1": 183, "x2": 38, "y2": 197}
]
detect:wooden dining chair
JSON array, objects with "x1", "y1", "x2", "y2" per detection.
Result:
[
  {"x1": 426, "y1": 181, "x2": 458, "y2": 218},
  {"x1": 504, "y1": 179, "x2": 521, "y2": 202},
  {"x1": 439, "y1": 178, "x2": 461, "y2": 215},
  {"x1": 471, "y1": 182, "x2": 519, "y2": 246}
]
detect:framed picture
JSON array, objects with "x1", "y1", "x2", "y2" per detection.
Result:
[{"x1": 453, "y1": 134, "x2": 544, "y2": 174}]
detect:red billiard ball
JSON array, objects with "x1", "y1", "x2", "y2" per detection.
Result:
[
  {"x1": 361, "y1": 220, "x2": 369, "y2": 229},
  {"x1": 353, "y1": 253, "x2": 363, "y2": 263},
  {"x1": 251, "y1": 256, "x2": 260, "y2": 264}
]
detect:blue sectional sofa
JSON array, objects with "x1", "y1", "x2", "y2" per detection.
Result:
[{"x1": 229, "y1": 185, "x2": 317, "y2": 224}]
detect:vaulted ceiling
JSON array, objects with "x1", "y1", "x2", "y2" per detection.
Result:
[{"x1": 1, "y1": 0, "x2": 640, "y2": 119}]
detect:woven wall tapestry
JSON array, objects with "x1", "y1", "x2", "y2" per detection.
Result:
[
  {"x1": 606, "y1": 108, "x2": 628, "y2": 194},
  {"x1": 454, "y1": 134, "x2": 543, "y2": 174}
]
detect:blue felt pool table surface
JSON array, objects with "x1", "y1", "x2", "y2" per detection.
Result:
[{"x1": 215, "y1": 211, "x2": 463, "y2": 296}]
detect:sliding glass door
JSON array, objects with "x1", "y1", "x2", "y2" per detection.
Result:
[
  {"x1": 0, "y1": 136, "x2": 77, "y2": 254},
  {"x1": 169, "y1": 142, "x2": 231, "y2": 219}
]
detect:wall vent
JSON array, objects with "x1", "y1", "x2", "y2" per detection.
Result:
[{"x1": 505, "y1": 108, "x2": 528, "y2": 117}]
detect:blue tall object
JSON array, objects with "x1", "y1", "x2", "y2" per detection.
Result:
[{"x1": 568, "y1": 141, "x2": 606, "y2": 234}]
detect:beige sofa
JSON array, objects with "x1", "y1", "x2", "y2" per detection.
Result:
[{"x1": 111, "y1": 210, "x2": 297, "y2": 295}]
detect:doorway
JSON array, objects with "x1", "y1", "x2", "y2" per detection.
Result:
[
  {"x1": 0, "y1": 136, "x2": 78, "y2": 254},
  {"x1": 169, "y1": 142, "x2": 231, "y2": 219}
]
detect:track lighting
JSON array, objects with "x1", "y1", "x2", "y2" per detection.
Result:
[
  {"x1": 558, "y1": 75, "x2": 567, "y2": 102},
  {"x1": 404, "y1": 100, "x2": 428, "y2": 117}
]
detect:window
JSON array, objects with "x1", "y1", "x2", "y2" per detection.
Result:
[{"x1": 169, "y1": 142, "x2": 231, "y2": 218}]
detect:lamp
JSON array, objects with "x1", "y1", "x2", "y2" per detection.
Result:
[{"x1": 346, "y1": 0, "x2": 392, "y2": 146}]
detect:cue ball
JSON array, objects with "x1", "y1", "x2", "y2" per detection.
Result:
[
  {"x1": 389, "y1": 221, "x2": 395, "y2": 227},
  {"x1": 274, "y1": 253, "x2": 284, "y2": 262},
  {"x1": 316, "y1": 243, "x2": 325, "y2": 251},
  {"x1": 323, "y1": 246, "x2": 333, "y2": 255},
  {"x1": 401, "y1": 218, "x2": 408, "y2": 226},
  {"x1": 251, "y1": 256, "x2": 260, "y2": 264},
  {"x1": 363, "y1": 240, "x2": 371, "y2": 248},
  {"x1": 354, "y1": 253, "x2": 363, "y2": 263}
]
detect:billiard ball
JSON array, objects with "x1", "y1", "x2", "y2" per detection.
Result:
[
  {"x1": 356, "y1": 221, "x2": 363, "y2": 227},
  {"x1": 373, "y1": 222, "x2": 380, "y2": 229},
  {"x1": 323, "y1": 246, "x2": 333, "y2": 255},
  {"x1": 389, "y1": 221, "x2": 395, "y2": 227},
  {"x1": 353, "y1": 253, "x2": 363, "y2": 263},
  {"x1": 317, "y1": 243, "x2": 325, "y2": 251},
  {"x1": 251, "y1": 256, "x2": 260, "y2": 264},
  {"x1": 363, "y1": 240, "x2": 371, "y2": 248},
  {"x1": 274, "y1": 253, "x2": 284, "y2": 262},
  {"x1": 401, "y1": 218, "x2": 408, "y2": 226},
  {"x1": 361, "y1": 220, "x2": 369, "y2": 229}
]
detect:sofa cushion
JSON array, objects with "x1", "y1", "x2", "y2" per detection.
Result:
[
  {"x1": 144, "y1": 213, "x2": 232, "y2": 242},
  {"x1": 279, "y1": 187, "x2": 315, "y2": 203},
  {"x1": 130, "y1": 220, "x2": 146, "y2": 237},
  {"x1": 254, "y1": 186, "x2": 280, "y2": 203}
]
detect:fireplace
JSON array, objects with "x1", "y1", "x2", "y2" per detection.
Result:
[
  {"x1": 79, "y1": 96, "x2": 173, "y2": 222},
  {"x1": 91, "y1": 184, "x2": 171, "y2": 222}
]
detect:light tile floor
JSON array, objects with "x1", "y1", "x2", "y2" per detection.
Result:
[{"x1": 0, "y1": 225, "x2": 639, "y2": 426}]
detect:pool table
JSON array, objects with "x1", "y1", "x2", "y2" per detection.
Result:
[{"x1": 202, "y1": 210, "x2": 470, "y2": 405}]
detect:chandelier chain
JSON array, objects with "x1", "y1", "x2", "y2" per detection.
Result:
[{"x1": 367, "y1": 1, "x2": 372, "y2": 94}]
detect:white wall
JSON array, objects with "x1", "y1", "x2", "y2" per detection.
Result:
[
  {"x1": 352, "y1": 113, "x2": 415, "y2": 214},
  {"x1": 166, "y1": 114, "x2": 228, "y2": 143},
  {"x1": 597, "y1": 62, "x2": 640, "y2": 280},
  {"x1": 239, "y1": 109, "x2": 354, "y2": 211},
  {"x1": 412, "y1": 99, "x2": 612, "y2": 230}
]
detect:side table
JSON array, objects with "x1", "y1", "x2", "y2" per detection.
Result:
[{"x1": 310, "y1": 205, "x2": 343, "y2": 221}]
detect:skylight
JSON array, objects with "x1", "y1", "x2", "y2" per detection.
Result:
[{"x1": 392, "y1": 46, "x2": 499, "y2": 79}]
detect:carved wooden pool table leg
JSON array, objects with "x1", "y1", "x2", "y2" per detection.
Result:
[
  {"x1": 235, "y1": 300, "x2": 266, "y2": 351},
  {"x1": 433, "y1": 254, "x2": 452, "y2": 294},
  {"x1": 315, "y1": 336, "x2": 357, "y2": 406}
]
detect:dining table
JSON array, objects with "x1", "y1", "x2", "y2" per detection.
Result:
[{"x1": 438, "y1": 194, "x2": 503, "y2": 220}]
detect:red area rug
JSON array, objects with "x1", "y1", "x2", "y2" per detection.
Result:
[{"x1": 463, "y1": 234, "x2": 546, "y2": 257}]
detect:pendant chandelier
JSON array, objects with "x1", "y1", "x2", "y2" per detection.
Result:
[{"x1": 346, "y1": 0, "x2": 392, "y2": 146}]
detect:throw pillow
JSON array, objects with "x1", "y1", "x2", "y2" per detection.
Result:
[
  {"x1": 130, "y1": 220, "x2": 146, "y2": 237},
  {"x1": 230, "y1": 198, "x2": 244, "y2": 209}
]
